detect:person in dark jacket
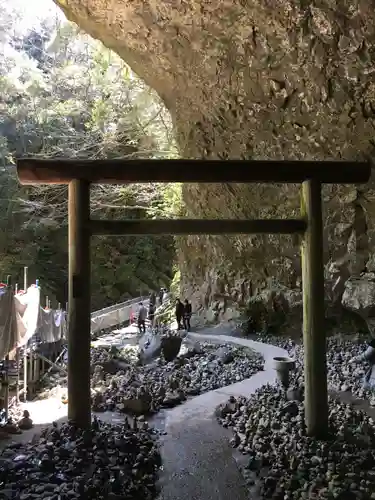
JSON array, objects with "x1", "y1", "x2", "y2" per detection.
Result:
[
  {"x1": 183, "y1": 299, "x2": 192, "y2": 331},
  {"x1": 175, "y1": 298, "x2": 184, "y2": 330},
  {"x1": 137, "y1": 302, "x2": 147, "y2": 334},
  {"x1": 149, "y1": 292, "x2": 156, "y2": 307},
  {"x1": 148, "y1": 302, "x2": 155, "y2": 328}
]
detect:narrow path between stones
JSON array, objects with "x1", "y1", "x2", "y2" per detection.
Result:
[
  {"x1": 0, "y1": 326, "x2": 286, "y2": 499},
  {"x1": 157, "y1": 331, "x2": 287, "y2": 500}
]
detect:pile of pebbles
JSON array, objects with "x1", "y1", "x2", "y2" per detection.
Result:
[
  {"x1": 326, "y1": 338, "x2": 373, "y2": 400},
  {"x1": 256, "y1": 333, "x2": 374, "y2": 401},
  {"x1": 217, "y1": 384, "x2": 375, "y2": 500},
  {"x1": 91, "y1": 344, "x2": 139, "y2": 366},
  {"x1": 36, "y1": 345, "x2": 139, "y2": 400},
  {"x1": 91, "y1": 342, "x2": 264, "y2": 414},
  {"x1": 0, "y1": 417, "x2": 161, "y2": 500}
]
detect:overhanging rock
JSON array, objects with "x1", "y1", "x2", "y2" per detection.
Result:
[{"x1": 54, "y1": 0, "x2": 375, "y2": 314}]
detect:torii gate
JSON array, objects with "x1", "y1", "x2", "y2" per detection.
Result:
[{"x1": 16, "y1": 158, "x2": 371, "y2": 437}]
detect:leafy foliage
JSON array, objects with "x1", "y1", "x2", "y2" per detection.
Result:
[{"x1": 0, "y1": 1, "x2": 180, "y2": 309}]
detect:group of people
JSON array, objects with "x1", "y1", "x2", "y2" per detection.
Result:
[
  {"x1": 136, "y1": 295, "x2": 193, "y2": 334},
  {"x1": 175, "y1": 298, "x2": 192, "y2": 331}
]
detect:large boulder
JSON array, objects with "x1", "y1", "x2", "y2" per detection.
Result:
[
  {"x1": 342, "y1": 274, "x2": 375, "y2": 318},
  {"x1": 138, "y1": 332, "x2": 162, "y2": 364},
  {"x1": 138, "y1": 332, "x2": 183, "y2": 363},
  {"x1": 161, "y1": 335, "x2": 183, "y2": 362},
  {"x1": 55, "y1": 0, "x2": 375, "y2": 322}
]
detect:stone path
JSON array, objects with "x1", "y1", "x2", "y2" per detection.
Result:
[
  {"x1": 157, "y1": 331, "x2": 288, "y2": 500},
  {"x1": 1, "y1": 325, "x2": 287, "y2": 500}
]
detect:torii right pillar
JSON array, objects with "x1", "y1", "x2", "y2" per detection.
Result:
[{"x1": 301, "y1": 179, "x2": 328, "y2": 438}]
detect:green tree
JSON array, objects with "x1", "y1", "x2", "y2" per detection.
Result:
[{"x1": 0, "y1": 2, "x2": 180, "y2": 309}]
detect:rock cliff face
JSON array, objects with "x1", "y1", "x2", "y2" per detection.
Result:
[{"x1": 55, "y1": 0, "x2": 375, "y2": 324}]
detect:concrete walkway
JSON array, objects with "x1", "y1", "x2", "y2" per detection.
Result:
[{"x1": 158, "y1": 332, "x2": 288, "y2": 500}]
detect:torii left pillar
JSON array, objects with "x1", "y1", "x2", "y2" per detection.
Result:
[{"x1": 68, "y1": 179, "x2": 91, "y2": 428}]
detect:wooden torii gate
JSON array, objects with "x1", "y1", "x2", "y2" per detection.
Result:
[{"x1": 17, "y1": 158, "x2": 371, "y2": 437}]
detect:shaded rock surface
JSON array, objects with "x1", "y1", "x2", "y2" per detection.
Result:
[
  {"x1": 342, "y1": 274, "x2": 375, "y2": 333},
  {"x1": 240, "y1": 283, "x2": 371, "y2": 337},
  {"x1": 0, "y1": 418, "x2": 160, "y2": 500}
]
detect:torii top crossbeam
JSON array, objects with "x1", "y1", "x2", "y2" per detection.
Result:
[{"x1": 17, "y1": 158, "x2": 371, "y2": 184}]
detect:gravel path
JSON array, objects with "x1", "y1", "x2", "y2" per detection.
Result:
[{"x1": 157, "y1": 331, "x2": 287, "y2": 500}]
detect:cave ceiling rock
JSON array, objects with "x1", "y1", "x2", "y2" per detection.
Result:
[{"x1": 54, "y1": 0, "x2": 375, "y2": 315}]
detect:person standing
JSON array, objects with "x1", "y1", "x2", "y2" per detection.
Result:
[
  {"x1": 138, "y1": 302, "x2": 147, "y2": 334},
  {"x1": 183, "y1": 299, "x2": 192, "y2": 331},
  {"x1": 175, "y1": 298, "x2": 184, "y2": 330},
  {"x1": 148, "y1": 302, "x2": 155, "y2": 328},
  {"x1": 159, "y1": 288, "x2": 164, "y2": 306}
]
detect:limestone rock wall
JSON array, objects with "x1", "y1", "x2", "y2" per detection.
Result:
[{"x1": 55, "y1": 0, "x2": 375, "y2": 323}]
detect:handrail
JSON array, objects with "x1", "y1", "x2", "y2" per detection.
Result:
[{"x1": 91, "y1": 296, "x2": 146, "y2": 319}]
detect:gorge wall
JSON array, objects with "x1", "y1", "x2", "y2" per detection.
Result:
[{"x1": 55, "y1": 0, "x2": 375, "y2": 325}]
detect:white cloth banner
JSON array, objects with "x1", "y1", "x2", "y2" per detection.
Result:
[
  {"x1": 15, "y1": 285, "x2": 41, "y2": 347},
  {"x1": 0, "y1": 288, "x2": 18, "y2": 360}
]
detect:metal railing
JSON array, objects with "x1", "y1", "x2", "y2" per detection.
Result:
[{"x1": 91, "y1": 296, "x2": 146, "y2": 319}]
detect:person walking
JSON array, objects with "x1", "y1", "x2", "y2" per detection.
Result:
[
  {"x1": 148, "y1": 302, "x2": 155, "y2": 328},
  {"x1": 137, "y1": 302, "x2": 147, "y2": 334},
  {"x1": 183, "y1": 299, "x2": 192, "y2": 331},
  {"x1": 175, "y1": 298, "x2": 184, "y2": 330}
]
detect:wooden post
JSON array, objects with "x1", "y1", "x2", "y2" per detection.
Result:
[
  {"x1": 4, "y1": 276, "x2": 12, "y2": 419},
  {"x1": 23, "y1": 267, "x2": 28, "y2": 402},
  {"x1": 15, "y1": 348, "x2": 20, "y2": 403},
  {"x1": 68, "y1": 179, "x2": 91, "y2": 428},
  {"x1": 28, "y1": 349, "x2": 33, "y2": 393},
  {"x1": 301, "y1": 180, "x2": 328, "y2": 438},
  {"x1": 33, "y1": 353, "x2": 38, "y2": 389},
  {"x1": 14, "y1": 283, "x2": 19, "y2": 402}
]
